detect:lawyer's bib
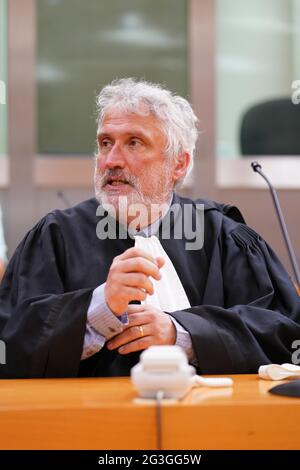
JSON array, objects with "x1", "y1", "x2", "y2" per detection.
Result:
[{"x1": 134, "y1": 235, "x2": 191, "y2": 312}]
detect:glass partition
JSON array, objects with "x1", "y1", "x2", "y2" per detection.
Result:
[
  {"x1": 37, "y1": 0, "x2": 188, "y2": 155},
  {"x1": 216, "y1": 0, "x2": 300, "y2": 159}
]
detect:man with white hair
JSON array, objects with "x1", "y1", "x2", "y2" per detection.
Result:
[{"x1": 0, "y1": 78, "x2": 299, "y2": 378}]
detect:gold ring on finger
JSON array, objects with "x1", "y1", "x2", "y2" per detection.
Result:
[{"x1": 138, "y1": 325, "x2": 144, "y2": 338}]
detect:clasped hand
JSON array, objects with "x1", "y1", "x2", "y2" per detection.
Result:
[{"x1": 105, "y1": 247, "x2": 176, "y2": 354}]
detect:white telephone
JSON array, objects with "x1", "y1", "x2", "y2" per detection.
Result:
[{"x1": 131, "y1": 345, "x2": 232, "y2": 399}]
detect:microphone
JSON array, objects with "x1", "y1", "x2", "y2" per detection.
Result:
[
  {"x1": 251, "y1": 161, "x2": 300, "y2": 295},
  {"x1": 57, "y1": 190, "x2": 72, "y2": 208}
]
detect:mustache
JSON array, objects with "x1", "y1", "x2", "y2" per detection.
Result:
[{"x1": 100, "y1": 170, "x2": 137, "y2": 187}]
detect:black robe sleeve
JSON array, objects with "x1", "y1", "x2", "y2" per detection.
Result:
[
  {"x1": 0, "y1": 215, "x2": 93, "y2": 378},
  {"x1": 170, "y1": 223, "x2": 300, "y2": 374}
]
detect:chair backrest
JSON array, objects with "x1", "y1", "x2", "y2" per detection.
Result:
[{"x1": 240, "y1": 98, "x2": 300, "y2": 155}]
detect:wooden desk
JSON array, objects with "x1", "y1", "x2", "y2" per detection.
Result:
[{"x1": 0, "y1": 375, "x2": 299, "y2": 450}]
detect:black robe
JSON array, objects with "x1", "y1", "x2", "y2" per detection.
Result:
[{"x1": 0, "y1": 194, "x2": 299, "y2": 378}]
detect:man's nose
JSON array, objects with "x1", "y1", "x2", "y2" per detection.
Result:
[{"x1": 103, "y1": 143, "x2": 126, "y2": 170}]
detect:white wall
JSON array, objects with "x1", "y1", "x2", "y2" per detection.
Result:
[
  {"x1": 0, "y1": 0, "x2": 7, "y2": 155},
  {"x1": 292, "y1": 0, "x2": 300, "y2": 77}
]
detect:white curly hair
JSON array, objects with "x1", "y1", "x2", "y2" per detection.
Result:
[{"x1": 96, "y1": 78, "x2": 198, "y2": 184}]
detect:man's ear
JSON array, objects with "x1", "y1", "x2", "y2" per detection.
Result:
[{"x1": 172, "y1": 152, "x2": 190, "y2": 183}]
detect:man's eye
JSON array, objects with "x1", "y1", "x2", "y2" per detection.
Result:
[
  {"x1": 100, "y1": 139, "x2": 112, "y2": 148},
  {"x1": 129, "y1": 138, "x2": 141, "y2": 147}
]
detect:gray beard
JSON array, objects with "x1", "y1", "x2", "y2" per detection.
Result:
[
  {"x1": 94, "y1": 182, "x2": 173, "y2": 229},
  {"x1": 94, "y1": 164, "x2": 174, "y2": 219}
]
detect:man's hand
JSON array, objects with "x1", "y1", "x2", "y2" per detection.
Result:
[
  {"x1": 104, "y1": 247, "x2": 164, "y2": 316},
  {"x1": 106, "y1": 304, "x2": 176, "y2": 354}
]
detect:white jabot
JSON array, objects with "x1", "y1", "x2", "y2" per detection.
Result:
[{"x1": 134, "y1": 235, "x2": 191, "y2": 312}]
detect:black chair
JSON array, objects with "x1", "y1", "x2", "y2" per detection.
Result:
[{"x1": 240, "y1": 98, "x2": 300, "y2": 155}]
